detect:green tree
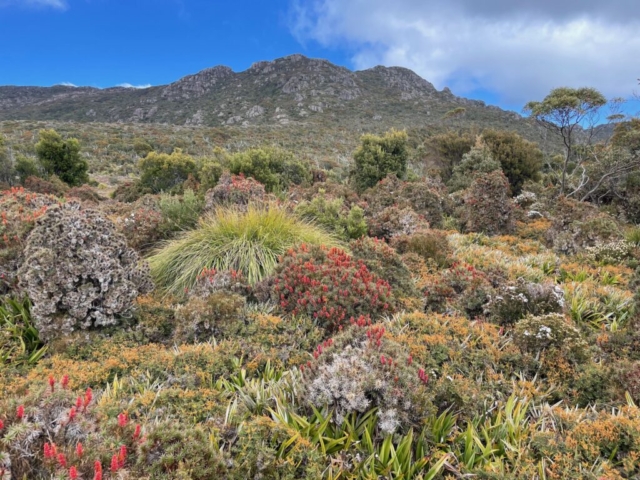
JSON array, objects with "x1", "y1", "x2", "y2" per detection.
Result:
[
  {"x1": 481, "y1": 130, "x2": 543, "y2": 195},
  {"x1": 0, "y1": 135, "x2": 12, "y2": 185},
  {"x1": 524, "y1": 87, "x2": 607, "y2": 195},
  {"x1": 139, "y1": 148, "x2": 197, "y2": 193},
  {"x1": 35, "y1": 129, "x2": 89, "y2": 186},
  {"x1": 352, "y1": 129, "x2": 408, "y2": 192},
  {"x1": 447, "y1": 141, "x2": 502, "y2": 192}
]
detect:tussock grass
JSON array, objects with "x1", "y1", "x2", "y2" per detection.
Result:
[{"x1": 148, "y1": 204, "x2": 337, "y2": 296}]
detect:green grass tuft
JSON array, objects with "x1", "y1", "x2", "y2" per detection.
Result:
[{"x1": 148, "y1": 204, "x2": 338, "y2": 296}]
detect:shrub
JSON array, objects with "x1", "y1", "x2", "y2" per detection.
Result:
[
  {"x1": 14, "y1": 155, "x2": 41, "y2": 184},
  {"x1": 229, "y1": 146, "x2": 311, "y2": 192},
  {"x1": 460, "y1": 171, "x2": 515, "y2": 235},
  {"x1": 0, "y1": 187, "x2": 59, "y2": 294},
  {"x1": 513, "y1": 313, "x2": 588, "y2": 364},
  {"x1": 350, "y1": 236, "x2": 417, "y2": 298},
  {"x1": 295, "y1": 194, "x2": 367, "y2": 240},
  {"x1": 24, "y1": 175, "x2": 68, "y2": 196},
  {"x1": 426, "y1": 131, "x2": 474, "y2": 182},
  {"x1": 447, "y1": 142, "x2": 502, "y2": 193},
  {"x1": 362, "y1": 174, "x2": 446, "y2": 228},
  {"x1": 368, "y1": 206, "x2": 429, "y2": 241},
  {"x1": 481, "y1": 130, "x2": 543, "y2": 195},
  {"x1": 35, "y1": 129, "x2": 89, "y2": 186},
  {"x1": 65, "y1": 184, "x2": 104, "y2": 204},
  {"x1": 484, "y1": 278, "x2": 564, "y2": 326},
  {"x1": 113, "y1": 203, "x2": 164, "y2": 253},
  {"x1": 352, "y1": 129, "x2": 409, "y2": 192},
  {"x1": 584, "y1": 240, "x2": 635, "y2": 265},
  {"x1": 204, "y1": 172, "x2": 266, "y2": 211},
  {"x1": 17, "y1": 202, "x2": 153, "y2": 341},
  {"x1": 111, "y1": 180, "x2": 151, "y2": 203},
  {"x1": 158, "y1": 188, "x2": 204, "y2": 234},
  {"x1": 302, "y1": 318, "x2": 432, "y2": 433},
  {"x1": 138, "y1": 149, "x2": 197, "y2": 193},
  {"x1": 148, "y1": 205, "x2": 336, "y2": 296},
  {"x1": 198, "y1": 160, "x2": 224, "y2": 191},
  {"x1": 272, "y1": 244, "x2": 394, "y2": 332},
  {"x1": 391, "y1": 229, "x2": 452, "y2": 268}
]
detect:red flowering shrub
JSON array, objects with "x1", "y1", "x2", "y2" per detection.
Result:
[
  {"x1": 0, "y1": 376, "x2": 143, "y2": 480},
  {"x1": 272, "y1": 244, "x2": 394, "y2": 332},
  {"x1": 204, "y1": 172, "x2": 266, "y2": 211},
  {"x1": 0, "y1": 187, "x2": 59, "y2": 293}
]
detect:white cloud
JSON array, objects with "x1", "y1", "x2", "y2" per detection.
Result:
[
  {"x1": 1, "y1": 0, "x2": 68, "y2": 9},
  {"x1": 116, "y1": 83, "x2": 152, "y2": 89},
  {"x1": 290, "y1": 0, "x2": 640, "y2": 105},
  {"x1": 57, "y1": 82, "x2": 77, "y2": 87}
]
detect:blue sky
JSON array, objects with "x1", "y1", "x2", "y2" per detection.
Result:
[{"x1": 1, "y1": 0, "x2": 638, "y2": 114}]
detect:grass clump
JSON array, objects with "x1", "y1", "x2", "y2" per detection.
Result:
[{"x1": 148, "y1": 205, "x2": 337, "y2": 295}]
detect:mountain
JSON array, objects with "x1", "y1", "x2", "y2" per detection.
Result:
[{"x1": 0, "y1": 54, "x2": 533, "y2": 135}]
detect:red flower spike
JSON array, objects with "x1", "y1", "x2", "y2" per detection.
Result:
[
  {"x1": 117, "y1": 412, "x2": 127, "y2": 428},
  {"x1": 69, "y1": 466, "x2": 78, "y2": 480},
  {"x1": 76, "y1": 396, "x2": 83, "y2": 409},
  {"x1": 16, "y1": 405, "x2": 24, "y2": 420},
  {"x1": 44, "y1": 442, "x2": 54, "y2": 459},
  {"x1": 0, "y1": 419, "x2": 3, "y2": 431},
  {"x1": 84, "y1": 388, "x2": 93, "y2": 409},
  {"x1": 94, "y1": 460, "x2": 103, "y2": 480},
  {"x1": 48, "y1": 375, "x2": 55, "y2": 392},
  {"x1": 110, "y1": 454, "x2": 119, "y2": 472},
  {"x1": 68, "y1": 407, "x2": 76, "y2": 423},
  {"x1": 380, "y1": 355, "x2": 386, "y2": 365},
  {"x1": 76, "y1": 442, "x2": 83, "y2": 457},
  {"x1": 118, "y1": 445, "x2": 127, "y2": 467},
  {"x1": 61, "y1": 375, "x2": 70, "y2": 390},
  {"x1": 57, "y1": 453, "x2": 67, "y2": 468},
  {"x1": 133, "y1": 424, "x2": 141, "y2": 440}
]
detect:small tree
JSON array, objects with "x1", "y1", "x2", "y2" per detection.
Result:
[
  {"x1": 352, "y1": 129, "x2": 408, "y2": 192},
  {"x1": 524, "y1": 87, "x2": 607, "y2": 195},
  {"x1": 35, "y1": 129, "x2": 89, "y2": 186}
]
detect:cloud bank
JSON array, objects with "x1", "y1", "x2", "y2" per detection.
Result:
[
  {"x1": 290, "y1": 0, "x2": 640, "y2": 105},
  {"x1": 1, "y1": 0, "x2": 68, "y2": 9},
  {"x1": 117, "y1": 83, "x2": 153, "y2": 89}
]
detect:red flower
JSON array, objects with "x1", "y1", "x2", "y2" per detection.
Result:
[
  {"x1": 57, "y1": 453, "x2": 67, "y2": 468},
  {"x1": 76, "y1": 442, "x2": 83, "y2": 458},
  {"x1": 61, "y1": 375, "x2": 70, "y2": 390},
  {"x1": 110, "y1": 454, "x2": 119, "y2": 472},
  {"x1": 48, "y1": 375, "x2": 55, "y2": 392},
  {"x1": 83, "y1": 388, "x2": 93, "y2": 410},
  {"x1": 44, "y1": 442, "x2": 55, "y2": 459},
  {"x1": 133, "y1": 424, "x2": 141, "y2": 440},
  {"x1": 118, "y1": 445, "x2": 127, "y2": 467},
  {"x1": 94, "y1": 460, "x2": 103, "y2": 480},
  {"x1": 117, "y1": 412, "x2": 127, "y2": 428},
  {"x1": 0, "y1": 419, "x2": 3, "y2": 430},
  {"x1": 16, "y1": 405, "x2": 24, "y2": 420},
  {"x1": 69, "y1": 466, "x2": 78, "y2": 480},
  {"x1": 76, "y1": 396, "x2": 83, "y2": 409},
  {"x1": 68, "y1": 407, "x2": 77, "y2": 423}
]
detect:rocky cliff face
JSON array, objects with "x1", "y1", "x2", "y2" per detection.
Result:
[{"x1": 0, "y1": 54, "x2": 526, "y2": 132}]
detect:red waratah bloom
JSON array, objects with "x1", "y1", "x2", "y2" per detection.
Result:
[
  {"x1": 16, "y1": 405, "x2": 24, "y2": 420},
  {"x1": 57, "y1": 453, "x2": 67, "y2": 468},
  {"x1": 76, "y1": 442, "x2": 83, "y2": 457},
  {"x1": 117, "y1": 413, "x2": 127, "y2": 428},
  {"x1": 61, "y1": 375, "x2": 70, "y2": 389},
  {"x1": 69, "y1": 466, "x2": 79, "y2": 480},
  {"x1": 48, "y1": 375, "x2": 55, "y2": 392},
  {"x1": 110, "y1": 454, "x2": 119, "y2": 472},
  {"x1": 133, "y1": 424, "x2": 141, "y2": 440}
]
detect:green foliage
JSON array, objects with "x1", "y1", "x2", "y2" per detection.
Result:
[
  {"x1": 352, "y1": 129, "x2": 409, "y2": 192},
  {"x1": 427, "y1": 131, "x2": 474, "y2": 182},
  {"x1": 158, "y1": 188, "x2": 204, "y2": 235},
  {"x1": 138, "y1": 148, "x2": 197, "y2": 193},
  {"x1": 448, "y1": 142, "x2": 502, "y2": 192},
  {"x1": 0, "y1": 134, "x2": 12, "y2": 185},
  {"x1": 460, "y1": 171, "x2": 515, "y2": 235},
  {"x1": 148, "y1": 205, "x2": 336, "y2": 296},
  {"x1": 229, "y1": 147, "x2": 311, "y2": 192},
  {"x1": 35, "y1": 129, "x2": 89, "y2": 186},
  {"x1": 295, "y1": 194, "x2": 367, "y2": 240},
  {"x1": 0, "y1": 297, "x2": 47, "y2": 366},
  {"x1": 481, "y1": 130, "x2": 543, "y2": 195},
  {"x1": 14, "y1": 155, "x2": 41, "y2": 184}
]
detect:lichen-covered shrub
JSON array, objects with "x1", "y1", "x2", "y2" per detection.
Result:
[
  {"x1": 460, "y1": 171, "x2": 515, "y2": 235},
  {"x1": 350, "y1": 236, "x2": 417, "y2": 298},
  {"x1": 17, "y1": 202, "x2": 153, "y2": 340},
  {"x1": 362, "y1": 174, "x2": 446, "y2": 227},
  {"x1": 513, "y1": 313, "x2": 588, "y2": 364},
  {"x1": 546, "y1": 196, "x2": 623, "y2": 255},
  {"x1": 272, "y1": 244, "x2": 394, "y2": 332},
  {"x1": 204, "y1": 172, "x2": 266, "y2": 211},
  {"x1": 302, "y1": 318, "x2": 433, "y2": 433},
  {"x1": 368, "y1": 206, "x2": 429, "y2": 241},
  {"x1": 0, "y1": 187, "x2": 59, "y2": 294},
  {"x1": 585, "y1": 240, "x2": 635, "y2": 265},
  {"x1": 485, "y1": 278, "x2": 564, "y2": 326}
]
